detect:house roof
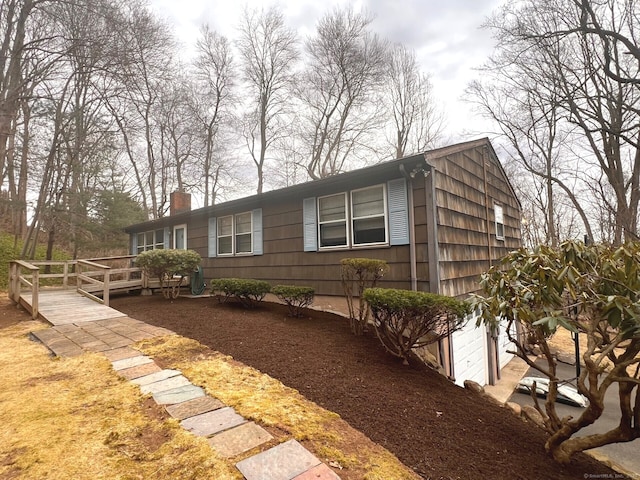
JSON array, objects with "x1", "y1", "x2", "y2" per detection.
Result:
[{"x1": 126, "y1": 137, "x2": 516, "y2": 232}]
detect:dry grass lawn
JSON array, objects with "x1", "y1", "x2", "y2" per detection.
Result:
[
  {"x1": 0, "y1": 321, "x2": 239, "y2": 480},
  {"x1": 0, "y1": 300, "x2": 417, "y2": 480},
  {"x1": 138, "y1": 335, "x2": 418, "y2": 480}
]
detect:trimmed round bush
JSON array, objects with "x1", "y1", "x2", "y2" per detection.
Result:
[
  {"x1": 272, "y1": 285, "x2": 315, "y2": 317},
  {"x1": 209, "y1": 278, "x2": 271, "y2": 308},
  {"x1": 364, "y1": 287, "x2": 471, "y2": 363},
  {"x1": 135, "y1": 249, "x2": 201, "y2": 299}
]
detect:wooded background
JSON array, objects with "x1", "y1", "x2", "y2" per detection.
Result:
[{"x1": 1, "y1": 0, "x2": 638, "y2": 258}]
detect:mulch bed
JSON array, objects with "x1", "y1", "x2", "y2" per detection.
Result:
[{"x1": 111, "y1": 294, "x2": 617, "y2": 480}]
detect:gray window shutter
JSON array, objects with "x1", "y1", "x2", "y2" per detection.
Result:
[
  {"x1": 387, "y1": 178, "x2": 410, "y2": 245},
  {"x1": 303, "y1": 197, "x2": 318, "y2": 251},
  {"x1": 131, "y1": 234, "x2": 137, "y2": 255},
  {"x1": 252, "y1": 209, "x2": 263, "y2": 255},
  {"x1": 164, "y1": 227, "x2": 171, "y2": 248},
  {"x1": 208, "y1": 217, "x2": 217, "y2": 257}
]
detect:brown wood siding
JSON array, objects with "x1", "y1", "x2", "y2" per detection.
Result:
[
  {"x1": 185, "y1": 192, "x2": 418, "y2": 296},
  {"x1": 430, "y1": 145, "x2": 521, "y2": 298},
  {"x1": 130, "y1": 138, "x2": 519, "y2": 300}
]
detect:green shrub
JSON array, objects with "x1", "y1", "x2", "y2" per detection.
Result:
[
  {"x1": 135, "y1": 249, "x2": 201, "y2": 299},
  {"x1": 364, "y1": 287, "x2": 471, "y2": 364},
  {"x1": 340, "y1": 258, "x2": 389, "y2": 335},
  {"x1": 209, "y1": 278, "x2": 271, "y2": 308},
  {"x1": 271, "y1": 285, "x2": 315, "y2": 317}
]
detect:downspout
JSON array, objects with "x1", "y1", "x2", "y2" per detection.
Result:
[
  {"x1": 423, "y1": 162, "x2": 440, "y2": 294},
  {"x1": 422, "y1": 154, "x2": 453, "y2": 378},
  {"x1": 399, "y1": 165, "x2": 417, "y2": 291},
  {"x1": 482, "y1": 145, "x2": 498, "y2": 385},
  {"x1": 482, "y1": 146, "x2": 493, "y2": 269}
]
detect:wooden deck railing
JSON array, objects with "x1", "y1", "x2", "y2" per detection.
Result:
[
  {"x1": 8, "y1": 260, "x2": 40, "y2": 319},
  {"x1": 77, "y1": 259, "x2": 112, "y2": 306},
  {"x1": 8, "y1": 255, "x2": 145, "y2": 314}
]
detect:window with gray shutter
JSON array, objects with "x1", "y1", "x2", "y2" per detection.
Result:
[
  {"x1": 252, "y1": 209, "x2": 263, "y2": 255},
  {"x1": 208, "y1": 217, "x2": 217, "y2": 257},
  {"x1": 387, "y1": 178, "x2": 410, "y2": 245},
  {"x1": 303, "y1": 197, "x2": 318, "y2": 251}
]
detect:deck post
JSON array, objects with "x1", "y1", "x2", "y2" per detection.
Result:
[
  {"x1": 63, "y1": 261, "x2": 68, "y2": 288},
  {"x1": 9, "y1": 262, "x2": 19, "y2": 304},
  {"x1": 31, "y1": 269, "x2": 39, "y2": 319},
  {"x1": 103, "y1": 269, "x2": 110, "y2": 307}
]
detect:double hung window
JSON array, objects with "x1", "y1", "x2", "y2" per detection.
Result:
[
  {"x1": 305, "y1": 179, "x2": 409, "y2": 252},
  {"x1": 318, "y1": 194, "x2": 347, "y2": 247},
  {"x1": 317, "y1": 184, "x2": 387, "y2": 249},
  {"x1": 208, "y1": 209, "x2": 262, "y2": 258},
  {"x1": 136, "y1": 229, "x2": 165, "y2": 253},
  {"x1": 352, "y1": 185, "x2": 386, "y2": 245},
  {"x1": 494, "y1": 204, "x2": 505, "y2": 240},
  {"x1": 217, "y1": 212, "x2": 253, "y2": 255}
]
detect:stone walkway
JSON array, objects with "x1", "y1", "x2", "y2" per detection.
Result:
[{"x1": 30, "y1": 316, "x2": 341, "y2": 480}]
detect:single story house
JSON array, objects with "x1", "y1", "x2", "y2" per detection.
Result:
[{"x1": 125, "y1": 137, "x2": 522, "y2": 386}]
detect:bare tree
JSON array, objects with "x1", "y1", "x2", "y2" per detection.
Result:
[
  {"x1": 297, "y1": 7, "x2": 388, "y2": 179},
  {"x1": 0, "y1": 0, "x2": 58, "y2": 240},
  {"x1": 466, "y1": 76, "x2": 593, "y2": 246},
  {"x1": 386, "y1": 43, "x2": 444, "y2": 159},
  {"x1": 16, "y1": 0, "x2": 125, "y2": 256},
  {"x1": 192, "y1": 25, "x2": 236, "y2": 206},
  {"x1": 573, "y1": 0, "x2": 640, "y2": 87},
  {"x1": 107, "y1": 1, "x2": 176, "y2": 219},
  {"x1": 237, "y1": 6, "x2": 298, "y2": 194},
  {"x1": 156, "y1": 80, "x2": 195, "y2": 194},
  {"x1": 474, "y1": 0, "x2": 640, "y2": 245}
]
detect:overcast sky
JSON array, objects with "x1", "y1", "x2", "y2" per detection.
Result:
[{"x1": 148, "y1": 0, "x2": 503, "y2": 141}]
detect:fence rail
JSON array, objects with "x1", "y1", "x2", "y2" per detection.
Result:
[{"x1": 8, "y1": 256, "x2": 145, "y2": 318}]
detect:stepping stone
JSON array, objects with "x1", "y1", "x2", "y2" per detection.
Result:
[
  {"x1": 131, "y1": 369, "x2": 181, "y2": 386},
  {"x1": 79, "y1": 340, "x2": 107, "y2": 350},
  {"x1": 153, "y1": 385, "x2": 205, "y2": 405},
  {"x1": 53, "y1": 325, "x2": 80, "y2": 333},
  {"x1": 84, "y1": 342, "x2": 113, "y2": 353},
  {"x1": 121, "y1": 331, "x2": 156, "y2": 342},
  {"x1": 52, "y1": 345, "x2": 84, "y2": 357},
  {"x1": 30, "y1": 329, "x2": 61, "y2": 343},
  {"x1": 207, "y1": 422, "x2": 273, "y2": 458},
  {"x1": 102, "y1": 346, "x2": 141, "y2": 361},
  {"x1": 118, "y1": 362, "x2": 162, "y2": 380},
  {"x1": 139, "y1": 375, "x2": 191, "y2": 395},
  {"x1": 180, "y1": 407, "x2": 246, "y2": 437},
  {"x1": 139, "y1": 325, "x2": 174, "y2": 336},
  {"x1": 165, "y1": 396, "x2": 225, "y2": 421},
  {"x1": 111, "y1": 355, "x2": 153, "y2": 371},
  {"x1": 293, "y1": 464, "x2": 342, "y2": 480},
  {"x1": 235, "y1": 439, "x2": 321, "y2": 480}
]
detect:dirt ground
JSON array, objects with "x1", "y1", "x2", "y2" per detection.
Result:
[{"x1": 109, "y1": 294, "x2": 620, "y2": 480}]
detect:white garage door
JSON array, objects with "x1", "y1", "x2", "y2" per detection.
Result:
[
  {"x1": 497, "y1": 319, "x2": 517, "y2": 368},
  {"x1": 452, "y1": 312, "x2": 488, "y2": 387}
]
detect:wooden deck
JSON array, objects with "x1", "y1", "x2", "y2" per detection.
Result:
[
  {"x1": 20, "y1": 290, "x2": 127, "y2": 326},
  {"x1": 8, "y1": 256, "x2": 189, "y2": 324}
]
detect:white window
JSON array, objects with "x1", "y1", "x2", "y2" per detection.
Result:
[
  {"x1": 137, "y1": 229, "x2": 165, "y2": 254},
  {"x1": 218, "y1": 215, "x2": 233, "y2": 255},
  {"x1": 173, "y1": 224, "x2": 187, "y2": 249},
  {"x1": 316, "y1": 185, "x2": 388, "y2": 249},
  {"x1": 318, "y1": 193, "x2": 348, "y2": 248},
  {"x1": 495, "y1": 204, "x2": 505, "y2": 240},
  {"x1": 217, "y1": 212, "x2": 253, "y2": 255},
  {"x1": 303, "y1": 179, "x2": 409, "y2": 251},
  {"x1": 235, "y1": 212, "x2": 253, "y2": 254},
  {"x1": 351, "y1": 185, "x2": 387, "y2": 245}
]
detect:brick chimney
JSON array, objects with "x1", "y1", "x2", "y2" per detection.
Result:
[{"x1": 170, "y1": 191, "x2": 191, "y2": 216}]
